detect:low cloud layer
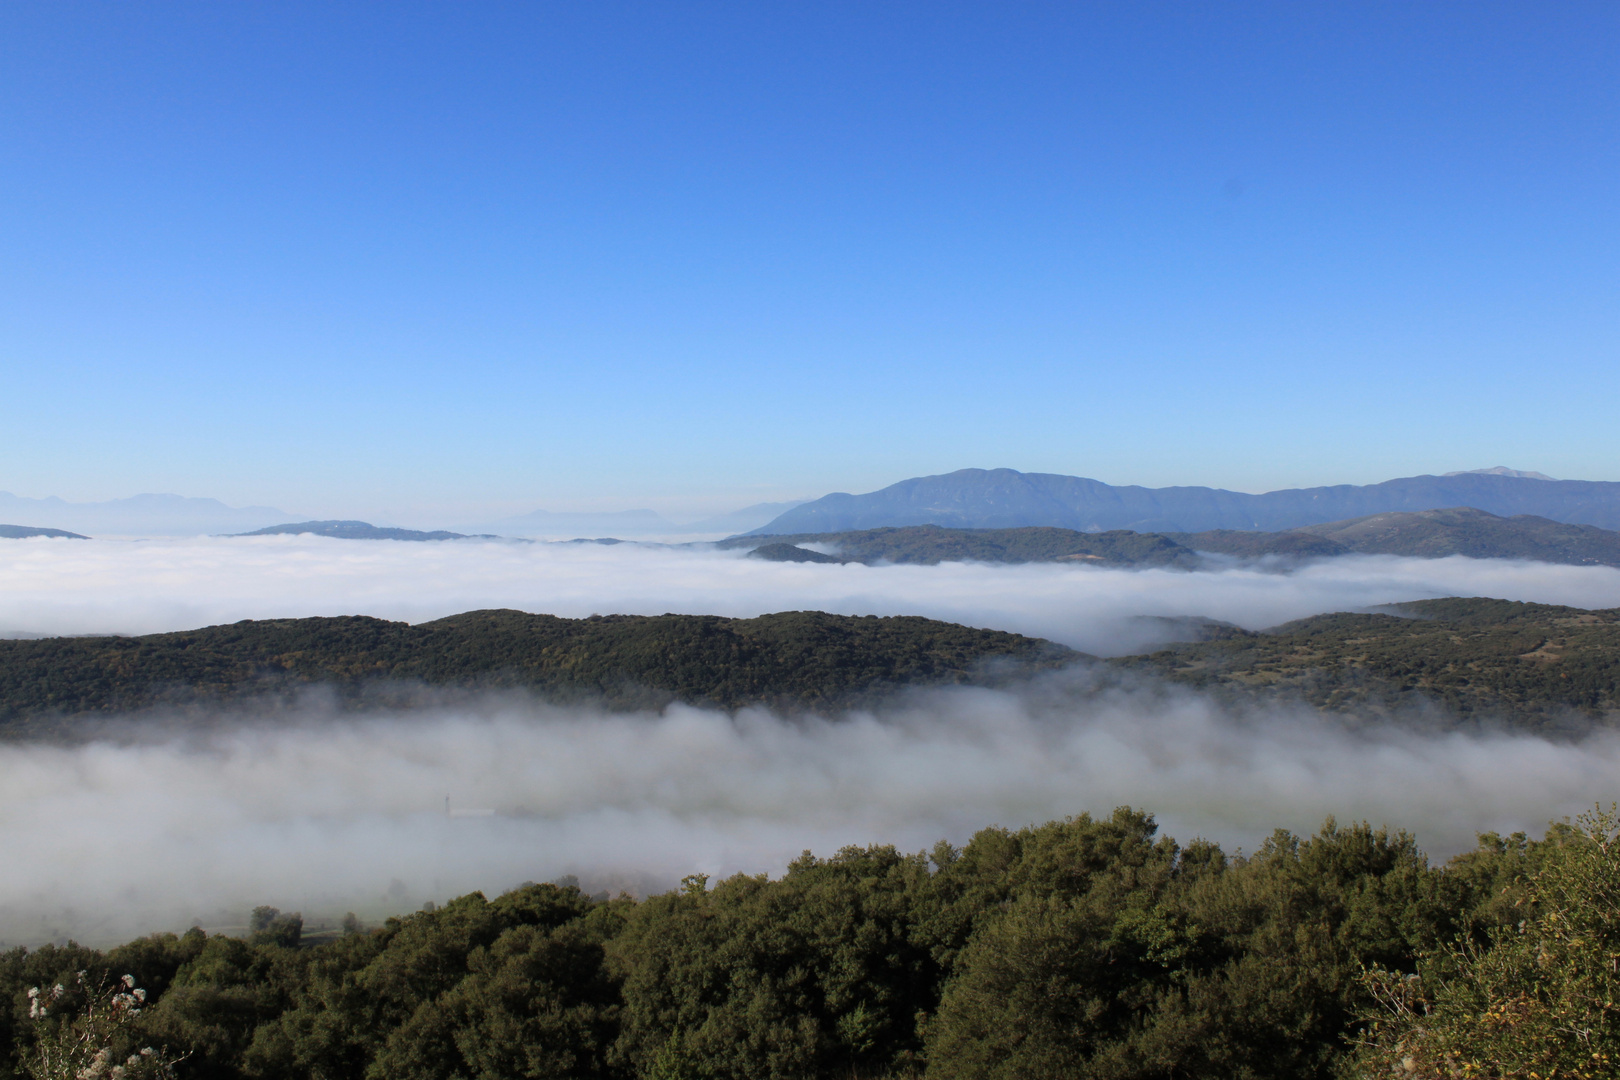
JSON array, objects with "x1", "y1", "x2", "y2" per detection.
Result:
[
  {"x1": 2, "y1": 677, "x2": 1616, "y2": 946},
  {"x1": 4, "y1": 536, "x2": 1620, "y2": 654},
  {"x1": 5, "y1": 537, "x2": 1618, "y2": 945}
]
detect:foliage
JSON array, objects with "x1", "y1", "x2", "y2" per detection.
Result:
[
  {"x1": 0, "y1": 610, "x2": 1075, "y2": 732},
  {"x1": 1114, "y1": 597, "x2": 1620, "y2": 734},
  {"x1": 0, "y1": 811, "x2": 1606, "y2": 1080},
  {"x1": 1349, "y1": 806, "x2": 1620, "y2": 1079},
  {"x1": 19, "y1": 972, "x2": 183, "y2": 1080}
]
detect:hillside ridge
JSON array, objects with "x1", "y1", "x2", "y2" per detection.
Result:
[
  {"x1": 725, "y1": 509, "x2": 1620, "y2": 569},
  {"x1": 0, "y1": 609, "x2": 1075, "y2": 733}
]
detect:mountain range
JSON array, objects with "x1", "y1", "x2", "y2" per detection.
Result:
[
  {"x1": 0, "y1": 492, "x2": 296, "y2": 536},
  {"x1": 750, "y1": 467, "x2": 1620, "y2": 534},
  {"x1": 13, "y1": 467, "x2": 1620, "y2": 542}
]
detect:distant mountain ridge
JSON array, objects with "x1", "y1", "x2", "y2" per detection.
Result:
[
  {"x1": 0, "y1": 491, "x2": 296, "y2": 536},
  {"x1": 0, "y1": 525, "x2": 88, "y2": 540},
  {"x1": 752, "y1": 468, "x2": 1620, "y2": 534},
  {"x1": 235, "y1": 521, "x2": 480, "y2": 541},
  {"x1": 468, "y1": 500, "x2": 808, "y2": 538}
]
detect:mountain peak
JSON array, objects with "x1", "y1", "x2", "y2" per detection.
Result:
[{"x1": 1444, "y1": 467, "x2": 1557, "y2": 481}]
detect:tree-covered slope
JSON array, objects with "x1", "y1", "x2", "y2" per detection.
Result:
[
  {"x1": 10, "y1": 599, "x2": 1620, "y2": 736},
  {"x1": 0, "y1": 610, "x2": 1077, "y2": 731},
  {"x1": 1167, "y1": 529, "x2": 1351, "y2": 559},
  {"x1": 1293, "y1": 506, "x2": 1620, "y2": 565},
  {"x1": 1111, "y1": 598, "x2": 1620, "y2": 733},
  {"x1": 723, "y1": 525, "x2": 1203, "y2": 566},
  {"x1": 727, "y1": 512, "x2": 1620, "y2": 569}
]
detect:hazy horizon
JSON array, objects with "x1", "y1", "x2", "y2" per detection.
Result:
[{"x1": 0, "y1": 462, "x2": 1599, "y2": 534}]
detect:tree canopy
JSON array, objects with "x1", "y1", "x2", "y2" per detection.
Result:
[{"x1": 3, "y1": 807, "x2": 1600, "y2": 1079}]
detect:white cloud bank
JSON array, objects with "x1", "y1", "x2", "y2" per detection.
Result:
[
  {"x1": 3, "y1": 537, "x2": 1619, "y2": 945},
  {"x1": 2, "y1": 682, "x2": 1616, "y2": 946},
  {"x1": 3, "y1": 536, "x2": 1619, "y2": 654}
]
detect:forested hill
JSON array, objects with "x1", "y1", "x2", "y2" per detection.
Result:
[
  {"x1": 1112, "y1": 597, "x2": 1620, "y2": 734},
  {"x1": 1291, "y1": 506, "x2": 1620, "y2": 565},
  {"x1": 8, "y1": 599, "x2": 1620, "y2": 736},
  {"x1": 724, "y1": 511, "x2": 1620, "y2": 568},
  {"x1": 722, "y1": 526, "x2": 1202, "y2": 566},
  {"x1": 0, "y1": 610, "x2": 1076, "y2": 732}
]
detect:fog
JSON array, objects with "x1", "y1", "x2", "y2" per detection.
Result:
[
  {"x1": 5, "y1": 536, "x2": 1620, "y2": 945},
  {"x1": 2, "y1": 675, "x2": 1616, "y2": 946},
  {"x1": 3, "y1": 536, "x2": 1620, "y2": 654}
]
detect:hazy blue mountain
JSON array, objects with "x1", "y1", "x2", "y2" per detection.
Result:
[
  {"x1": 0, "y1": 491, "x2": 296, "y2": 536},
  {"x1": 236, "y1": 521, "x2": 477, "y2": 541},
  {"x1": 751, "y1": 467, "x2": 1620, "y2": 534},
  {"x1": 1444, "y1": 466, "x2": 1558, "y2": 481},
  {"x1": 468, "y1": 507, "x2": 678, "y2": 538},
  {"x1": 0, "y1": 524, "x2": 89, "y2": 539},
  {"x1": 678, "y1": 500, "x2": 808, "y2": 534}
]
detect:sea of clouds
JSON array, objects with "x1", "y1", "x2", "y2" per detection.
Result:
[
  {"x1": 3, "y1": 536, "x2": 1620, "y2": 945},
  {"x1": 4, "y1": 534, "x2": 1620, "y2": 652}
]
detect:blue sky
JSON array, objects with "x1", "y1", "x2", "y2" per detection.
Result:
[{"x1": 2, "y1": 2, "x2": 1616, "y2": 522}]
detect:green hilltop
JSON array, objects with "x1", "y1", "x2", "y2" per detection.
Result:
[
  {"x1": 1113, "y1": 597, "x2": 1620, "y2": 735},
  {"x1": 0, "y1": 610, "x2": 1075, "y2": 734}
]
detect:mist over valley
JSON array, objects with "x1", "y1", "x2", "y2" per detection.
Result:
[{"x1": 4, "y1": 534, "x2": 1620, "y2": 948}]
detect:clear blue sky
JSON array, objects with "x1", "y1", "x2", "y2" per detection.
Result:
[{"x1": 2, "y1": 2, "x2": 1616, "y2": 522}]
